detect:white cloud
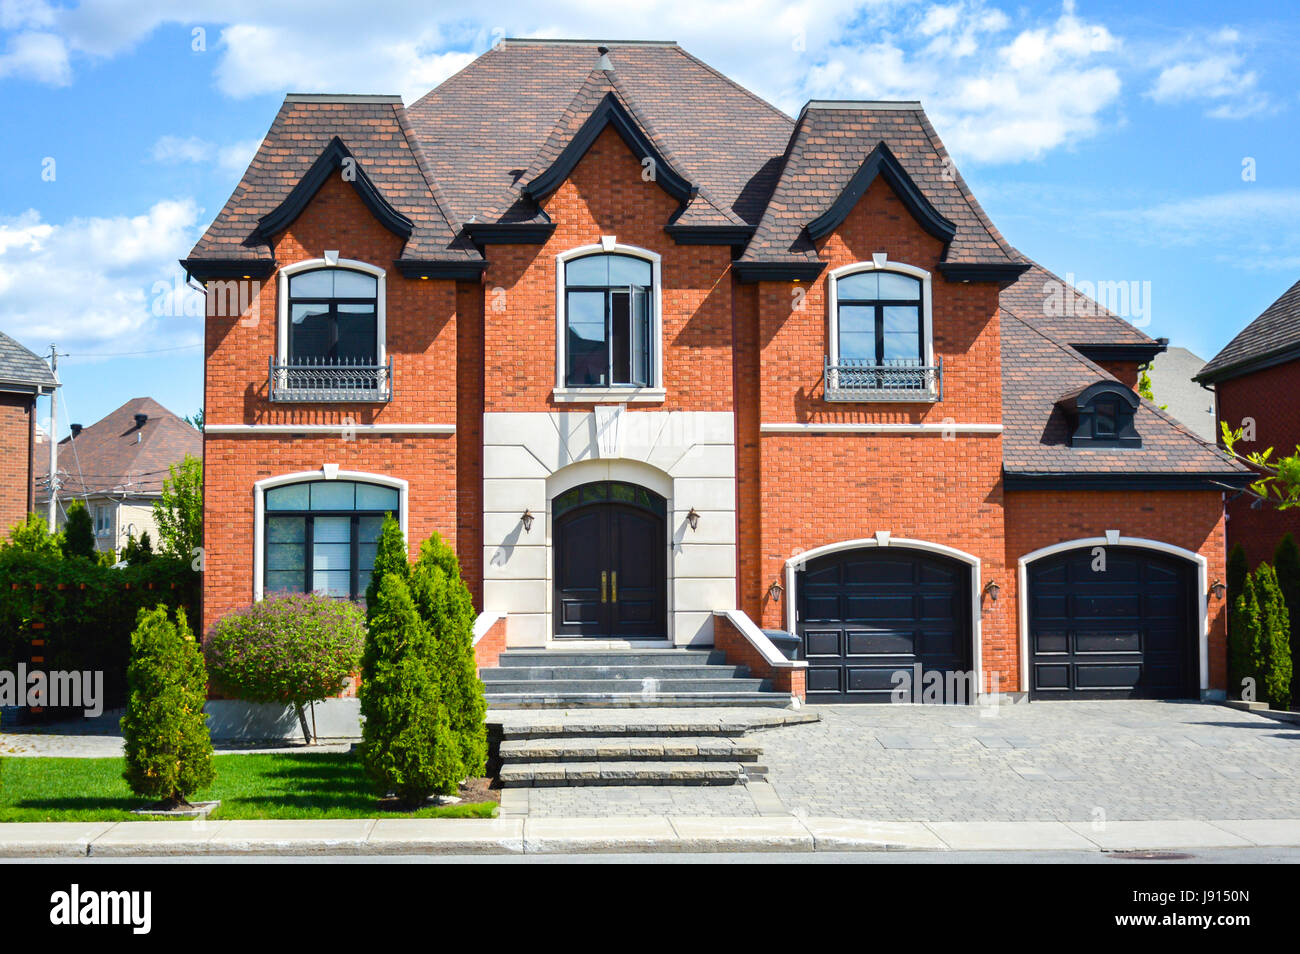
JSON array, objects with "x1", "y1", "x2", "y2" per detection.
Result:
[
  {"x1": 151, "y1": 134, "x2": 262, "y2": 173},
  {"x1": 1146, "y1": 28, "x2": 1272, "y2": 119},
  {"x1": 0, "y1": 30, "x2": 69, "y2": 84},
  {"x1": 0, "y1": 201, "x2": 205, "y2": 352},
  {"x1": 807, "y1": 1, "x2": 1122, "y2": 162}
]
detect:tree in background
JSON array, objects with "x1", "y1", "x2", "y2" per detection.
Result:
[
  {"x1": 358, "y1": 572, "x2": 458, "y2": 807},
  {"x1": 122, "y1": 531, "x2": 155, "y2": 565},
  {"x1": 120, "y1": 605, "x2": 215, "y2": 808},
  {"x1": 184, "y1": 409, "x2": 204, "y2": 431},
  {"x1": 1253, "y1": 563, "x2": 1293, "y2": 710},
  {"x1": 61, "y1": 500, "x2": 96, "y2": 560},
  {"x1": 1227, "y1": 544, "x2": 1249, "y2": 607},
  {"x1": 1229, "y1": 569, "x2": 1261, "y2": 700},
  {"x1": 153, "y1": 454, "x2": 203, "y2": 562},
  {"x1": 409, "y1": 532, "x2": 488, "y2": 782},
  {"x1": 2, "y1": 513, "x2": 62, "y2": 556},
  {"x1": 1273, "y1": 534, "x2": 1300, "y2": 708}
]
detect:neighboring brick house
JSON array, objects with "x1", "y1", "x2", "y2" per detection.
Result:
[
  {"x1": 1196, "y1": 278, "x2": 1300, "y2": 567},
  {"x1": 0, "y1": 331, "x2": 57, "y2": 534},
  {"x1": 35, "y1": 398, "x2": 202, "y2": 557},
  {"x1": 184, "y1": 39, "x2": 1249, "y2": 705}
]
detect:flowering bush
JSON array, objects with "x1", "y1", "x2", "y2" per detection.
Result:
[{"x1": 205, "y1": 593, "x2": 366, "y2": 742}]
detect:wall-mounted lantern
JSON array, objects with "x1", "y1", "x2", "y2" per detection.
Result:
[
  {"x1": 983, "y1": 579, "x2": 1000, "y2": 602},
  {"x1": 768, "y1": 580, "x2": 784, "y2": 603},
  {"x1": 520, "y1": 510, "x2": 534, "y2": 533},
  {"x1": 1210, "y1": 578, "x2": 1226, "y2": 600},
  {"x1": 686, "y1": 508, "x2": 700, "y2": 531}
]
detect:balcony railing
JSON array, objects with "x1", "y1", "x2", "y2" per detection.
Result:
[
  {"x1": 269, "y1": 356, "x2": 393, "y2": 403},
  {"x1": 823, "y1": 355, "x2": 943, "y2": 402}
]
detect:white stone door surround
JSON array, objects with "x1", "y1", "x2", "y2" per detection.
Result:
[{"x1": 482, "y1": 408, "x2": 737, "y2": 647}]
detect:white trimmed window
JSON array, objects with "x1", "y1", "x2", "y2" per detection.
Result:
[
  {"x1": 825, "y1": 259, "x2": 937, "y2": 401},
  {"x1": 554, "y1": 243, "x2": 663, "y2": 402}
]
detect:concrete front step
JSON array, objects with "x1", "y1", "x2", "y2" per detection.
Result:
[
  {"x1": 498, "y1": 760, "x2": 749, "y2": 787},
  {"x1": 493, "y1": 709, "x2": 818, "y2": 739},
  {"x1": 484, "y1": 677, "x2": 770, "y2": 694},
  {"x1": 500, "y1": 735, "x2": 763, "y2": 763},
  {"x1": 496, "y1": 650, "x2": 727, "y2": 667},
  {"x1": 484, "y1": 691, "x2": 789, "y2": 709},
  {"x1": 482, "y1": 665, "x2": 751, "y2": 682}
]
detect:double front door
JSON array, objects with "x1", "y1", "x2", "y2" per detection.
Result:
[{"x1": 553, "y1": 482, "x2": 666, "y2": 639}]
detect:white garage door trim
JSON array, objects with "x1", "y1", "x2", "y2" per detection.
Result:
[
  {"x1": 1017, "y1": 535, "x2": 1208, "y2": 698},
  {"x1": 785, "y1": 536, "x2": 984, "y2": 698}
]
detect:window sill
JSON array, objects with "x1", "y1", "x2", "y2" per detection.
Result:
[{"x1": 552, "y1": 387, "x2": 666, "y2": 404}]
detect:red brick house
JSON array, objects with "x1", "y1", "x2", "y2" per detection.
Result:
[
  {"x1": 1196, "y1": 278, "x2": 1300, "y2": 567},
  {"x1": 0, "y1": 331, "x2": 57, "y2": 534},
  {"x1": 184, "y1": 39, "x2": 1249, "y2": 707}
]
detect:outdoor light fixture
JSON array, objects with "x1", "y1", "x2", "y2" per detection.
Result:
[
  {"x1": 983, "y1": 579, "x2": 1000, "y2": 602},
  {"x1": 768, "y1": 580, "x2": 784, "y2": 603},
  {"x1": 1210, "y1": 578, "x2": 1226, "y2": 600},
  {"x1": 686, "y1": 508, "x2": 700, "y2": 531},
  {"x1": 520, "y1": 509, "x2": 534, "y2": 533}
]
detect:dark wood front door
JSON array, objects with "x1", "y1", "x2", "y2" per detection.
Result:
[{"x1": 553, "y1": 481, "x2": 667, "y2": 638}]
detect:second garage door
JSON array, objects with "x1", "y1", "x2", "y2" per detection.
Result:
[
  {"x1": 1026, "y1": 546, "x2": 1198, "y2": 700},
  {"x1": 797, "y1": 548, "x2": 973, "y2": 703}
]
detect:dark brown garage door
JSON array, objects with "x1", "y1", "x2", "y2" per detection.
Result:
[
  {"x1": 797, "y1": 548, "x2": 972, "y2": 703},
  {"x1": 1027, "y1": 546, "x2": 1197, "y2": 700}
]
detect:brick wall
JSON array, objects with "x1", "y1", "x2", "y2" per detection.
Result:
[
  {"x1": 480, "y1": 125, "x2": 734, "y2": 414},
  {"x1": 0, "y1": 392, "x2": 35, "y2": 534},
  {"x1": 202, "y1": 173, "x2": 462, "y2": 631},
  {"x1": 1214, "y1": 361, "x2": 1300, "y2": 568},
  {"x1": 1004, "y1": 489, "x2": 1229, "y2": 691}
]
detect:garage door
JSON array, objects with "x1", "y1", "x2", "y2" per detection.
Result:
[
  {"x1": 797, "y1": 548, "x2": 972, "y2": 703},
  {"x1": 1027, "y1": 546, "x2": 1197, "y2": 700}
]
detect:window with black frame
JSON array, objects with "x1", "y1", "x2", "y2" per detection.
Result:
[
  {"x1": 564, "y1": 253, "x2": 653, "y2": 387},
  {"x1": 264, "y1": 480, "x2": 398, "y2": 601},
  {"x1": 835, "y1": 270, "x2": 926, "y2": 392},
  {"x1": 285, "y1": 268, "x2": 380, "y2": 394}
]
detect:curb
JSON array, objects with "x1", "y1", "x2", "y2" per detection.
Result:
[{"x1": 1, "y1": 816, "x2": 1297, "y2": 857}]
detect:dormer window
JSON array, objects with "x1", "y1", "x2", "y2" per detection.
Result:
[{"x1": 1060, "y1": 381, "x2": 1141, "y2": 448}]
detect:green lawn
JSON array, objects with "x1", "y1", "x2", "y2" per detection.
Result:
[{"x1": 0, "y1": 754, "x2": 497, "y2": 822}]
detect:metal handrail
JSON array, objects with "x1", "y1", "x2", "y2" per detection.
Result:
[
  {"x1": 823, "y1": 355, "x2": 942, "y2": 402},
  {"x1": 269, "y1": 356, "x2": 393, "y2": 403}
]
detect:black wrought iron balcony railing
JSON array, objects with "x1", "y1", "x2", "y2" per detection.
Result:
[
  {"x1": 268, "y1": 356, "x2": 393, "y2": 403},
  {"x1": 823, "y1": 355, "x2": 943, "y2": 402}
]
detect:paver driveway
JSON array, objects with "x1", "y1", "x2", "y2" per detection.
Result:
[{"x1": 762, "y1": 700, "x2": 1300, "y2": 822}]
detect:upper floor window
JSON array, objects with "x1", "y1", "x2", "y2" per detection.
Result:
[
  {"x1": 264, "y1": 479, "x2": 399, "y2": 600},
  {"x1": 558, "y1": 248, "x2": 660, "y2": 393},
  {"x1": 288, "y1": 268, "x2": 378, "y2": 364},
  {"x1": 273, "y1": 259, "x2": 390, "y2": 403},
  {"x1": 1061, "y1": 381, "x2": 1141, "y2": 448},
  {"x1": 825, "y1": 261, "x2": 938, "y2": 402}
]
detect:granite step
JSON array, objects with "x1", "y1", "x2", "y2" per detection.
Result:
[
  {"x1": 495, "y1": 650, "x2": 727, "y2": 667},
  {"x1": 498, "y1": 760, "x2": 749, "y2": 787},
  {"x1": 483, "y1": 677, "x2": 769, "y2": 694},
  {"x1": 483, "y1": 691, "x2": 787, "y2": 709},
  {"x1": 481, "y1": 665, "x2": 751, "y2": 682},
  {"x1": 499, "y1": 735, "x2": 763, "y2": 763}
]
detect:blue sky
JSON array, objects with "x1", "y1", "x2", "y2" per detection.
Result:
[{"x1": 1, "y1": 0, "x2": 1297, "y2": 434}]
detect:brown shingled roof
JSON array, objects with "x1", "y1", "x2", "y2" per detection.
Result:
[
  {"x1": 1001, "y1": 313, "x2": 1247, "y2": 481},
  {"x1": 999, "y1": 258, "x2": 1155, "y2": 348},
  {"x1": 740, "y1": 102, "x2": 1019, "y2": 268},
  {"x1": 35, "y1": 398, "x2": 202, "y2": 499},
  {"x1": 1196, "y1": 277, "x2": 1300, "y2": 383},
  {"x1": 186, "y1": 95, "x2": 479, "y2": 268}
]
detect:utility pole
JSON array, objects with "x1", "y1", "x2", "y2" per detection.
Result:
[{"x1": 47, "y1": 344, "x2": 59, "y2": 531}]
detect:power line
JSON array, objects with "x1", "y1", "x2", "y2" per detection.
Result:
[{"x1": 67, "y1": 343, "x2": 202, "y2": 357}]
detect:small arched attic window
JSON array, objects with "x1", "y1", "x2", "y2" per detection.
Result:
[{"x1": 1058, "y1": 381, "x2": 1141, "y2": 448}]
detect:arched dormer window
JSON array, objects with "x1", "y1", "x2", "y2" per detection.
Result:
[
  {"x1": 273, "y1": 259, "x2": 389, "y2": 402},
  {"x1": 1059, "y1": 381, "x2": 1141, "y2": 448},
  {"x1": 554, "y1": 244, "x2": 663, "y2": 401},
  {"x1": 825, "y1": 259, "x2": 938, "y2": 402}
]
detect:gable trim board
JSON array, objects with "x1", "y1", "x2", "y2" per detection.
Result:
[{"x1": 805, "y1": 142, "x2": 956, "y2": 245}]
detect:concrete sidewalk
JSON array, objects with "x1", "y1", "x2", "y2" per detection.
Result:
[{"x1": 3, "y1": 816, "x2": 1300, "y2": 857}]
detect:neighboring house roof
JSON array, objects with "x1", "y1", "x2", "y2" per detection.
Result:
[
  {"x1": 1196, "y1": 277, "x2": 1300, "y2": 383},
  {"x1": 0, "y1": 331, "x2": 57, "y2": 394},
  {"x1": 35, "y1": 397, "x2": 202, "y2": 499},
  {"x1": 1146, "y1": 347, "x2": 1217, "y2": 444},
  {"x1": 739, "y1": 102, "x2": 1021, "y2": 275},
  {"x1": 1000, "y1": 315, "x2": 1248, "y2": 487},
  {"x1": 184, "y1": 94, "x2": 480, "y2": 277}
]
